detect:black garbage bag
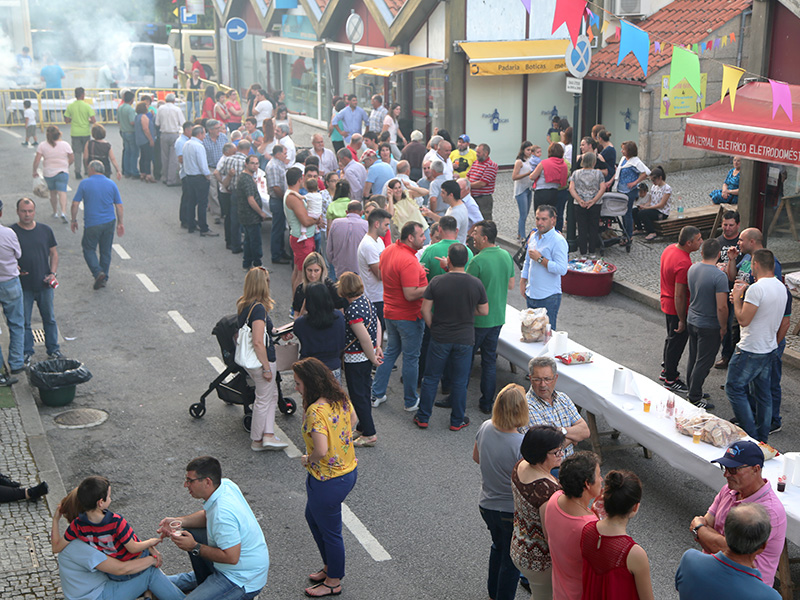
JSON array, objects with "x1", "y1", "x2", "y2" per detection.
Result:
[{"x1": 29, "y1": 359, "x2": 93, "y2": 390}]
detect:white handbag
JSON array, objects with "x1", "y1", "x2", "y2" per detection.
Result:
[{"x1": 235, "y1": 304, "x2": 266, "y2": 370}]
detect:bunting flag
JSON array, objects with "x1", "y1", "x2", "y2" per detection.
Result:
[
  {"x1": 588, "y1": 10, "x2": 600, "y2": 28},
  {"x1": 618, "y1": 20, "x2": 650, "y2": 75},
  {"x1": 670, "y1": 46, "x2": 702, "y2": 95},
  {"x1": 770, "y1": 79, "x2": 793, "y2": 121},
  {"x1": 601, "y1": 21, "x2": 609, "y2": 34},
  {"x1": 587, "y1": 27, "x2": 595, "y2": 43},
  {"x1": 731, "y1": 32, "x2": 736, "y2": 43},
  {"x1": 692, "y1": 43, "x2": 699, "y2": 54},
  {"x1": 721, "y1": 36, "x2": 728, "y2": 48},
  {"x1": 713, "y1": 38, "x2": 721, "y2": 50},
  {"x1": 519, "y1": 0, "x2": 531, "y2": 14},
  {"x1": 721, "y1": 65, "x2": 745, "y2": 110},
  {"x1": 552, "y1": 0, "x2": 587, "y2": 46},
  {"x1": 654, "y1": 41, "x2": 661, "y2": 54}
]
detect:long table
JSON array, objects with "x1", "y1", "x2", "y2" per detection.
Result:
[{"x1": 497, "y1": 305, "x2": 800, "y2": 545}]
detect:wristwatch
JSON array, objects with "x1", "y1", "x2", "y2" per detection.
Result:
[
  {"x1": 560, "y1": 426, "x2": 567, "y2": 436},
  {"x1": 537, "y1": 256, "x2": 545, "y2": 264},
  {"x1": 190, "y1": 543, "x2": 202, "y2": 557},
  {"x1": 692, "y1": 523, "x2": 706, "y2": 540}
]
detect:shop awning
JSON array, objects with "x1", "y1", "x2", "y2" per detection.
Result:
[
  {"x1": 684, "y1": 81, "x2": 800, "y2": 166},
  {"x1": 262, "y1": 37, "x2": 322, "y2": 59},
  {"x1": 348, "y1": 54, "x2": 442, "y2": 79},
  {"x1": 458, "y1": 40, "x2": 569, "y2": 77}
]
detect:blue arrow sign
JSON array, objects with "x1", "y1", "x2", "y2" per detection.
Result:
[
  {"x1": 180, "y1": 7, "x2": 197, "y2": 25},
  {"x1": 226, "y1": 18, "x2": 248, "y2": 42}
]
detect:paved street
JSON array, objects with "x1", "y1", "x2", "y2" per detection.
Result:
[{"x1": 1, "y1": 123, "x2": 799, "y2": 599}]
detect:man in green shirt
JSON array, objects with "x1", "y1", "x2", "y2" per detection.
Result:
[
  {"x1": 63, "y1": 87, "x2": 96, "y2": 179},
  {"x1": 466, "y1": 220, "x2": 515, "y2": 413},
  {"x1": 117, "y1": 90, "x2": 138, "y2": 178}
]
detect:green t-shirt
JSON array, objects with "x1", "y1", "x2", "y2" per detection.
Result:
[
  {"x1": 118, "y1": 103, "x2": 136, "y2": 133},
  {"x1": 64, "y1": 99, "x2": 95, "y2": 137},
  {"x1": 326, "y1": 197, "x2": 351, "y2": 224},
  {"x1": 419, "y1": 239, "x2": 473, "y2": 282},
  {"x1": 466, "y1": 245, "x2": 515, "y2": 328}
]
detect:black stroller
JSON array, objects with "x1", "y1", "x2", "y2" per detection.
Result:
[{"x1": 190, "y1": 315, "x2": 298, "y2": 432}]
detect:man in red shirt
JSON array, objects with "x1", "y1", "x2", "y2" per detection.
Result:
[
  {"x1": 189, "y1": 56, "x2": 206, "y2": 80},
  {"x1": 371, "y1": 222, "x2": 428, "y2": 411},
  {"x1": 660, "y1": 225, "x2": 702, "y2": 393},
  {"x1": 467, "y1": 143, "x2": 498, "y2": 221}
]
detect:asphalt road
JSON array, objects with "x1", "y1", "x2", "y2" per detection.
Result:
[{"x1": 2, "y1": 124, "x2": 798, "y2": 599}]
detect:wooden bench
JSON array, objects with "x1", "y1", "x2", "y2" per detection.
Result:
[{"x1": 653, "y1": 204, "x2": 728, "y2": 239}]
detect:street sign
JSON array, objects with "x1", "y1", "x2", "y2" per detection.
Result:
[
  {"x1": 345, "y1": 13, "x2": 364, "y2": 45},
  {"x1": 225, "y1": 18, "x2": 248, "y2": 42},
  {"x1": 566, "y1": 76, "x2": 583, "y2": 94},
  {"x1": 565, "y1": 34, "x2": 592, "y2": 79},
  {"x1": 180, "y1": 6, "x2": 197, "y2": 25}
]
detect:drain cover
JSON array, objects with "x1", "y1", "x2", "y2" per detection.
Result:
[{"x1": 54, "y1": 408, "x2": 108, "y2": 429}]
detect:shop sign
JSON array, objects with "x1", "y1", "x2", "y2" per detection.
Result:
[
  {"x1": 660, "y1": 74, "x2": 708, "y2": 119},
  {"x1": 482, "y1": 109, "x2": 510, "y2": 131},
  {"x1": 469, "y1": 58, "x2": 566, "y2": 77}
]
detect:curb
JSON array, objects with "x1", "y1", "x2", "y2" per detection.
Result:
[
  {"x1": 12, "y1": 376, "x2": 67, "y2": 516},
  {"x1": 497, "y1": 234, "x2": 800, "y2": 371}
]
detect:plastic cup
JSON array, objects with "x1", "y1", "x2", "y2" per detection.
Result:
[
  {"x1": 643, "y1": 399, "x2": 651, "y2": 413},
  {"x1": 692, "y1": 429, "x2": 702, "y2": 444},
  {"x1": 169, "y1": 520, "x2": 183, "y2": 536},
  {"x1": 778, "y1": 481, "x2": 786, "y2": 492}
]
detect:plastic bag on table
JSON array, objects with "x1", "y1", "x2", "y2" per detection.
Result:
[
  {"x1": 675, "y1": 414, "x2": 746, "y2": 447},
  {"x1": 520, "y1": 308, "x2": 549, "y2": 343}
]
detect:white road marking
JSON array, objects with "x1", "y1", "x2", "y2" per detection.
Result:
[
  {"x1": 168, "y1": 310, "x2": 194, "y2": 333},
  {"x1": 113, "y1": 244, "x2": 130, "y2": 259},
  {"x1": 342, "y1": 503, "x2": 392, "y2": 562},
  {"x1": 206, "y1": 357, "x2": 300, "y2": 458},
  {"x1": 136, "y1": 273, "x2": 159, "y2": 293},
  {"x1": 0, "y1": 128, "x2": 21, "y2": 139}
]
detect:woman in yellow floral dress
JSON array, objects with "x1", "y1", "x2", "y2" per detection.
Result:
[{"x1": 294, "y1": 357, "x2": 358, "y2": 598}]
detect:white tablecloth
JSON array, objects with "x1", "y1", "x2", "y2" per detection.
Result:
[{"x1": 498, "y1": 304, "x2": 800, "y2": 543}]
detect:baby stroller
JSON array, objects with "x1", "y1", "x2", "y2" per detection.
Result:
[
  {"x1": 190, "y1": 315, "x2": 298, "y2": 432},
  {"x1": 599, "y1": 192, "x2": 630, "y2": 253}
]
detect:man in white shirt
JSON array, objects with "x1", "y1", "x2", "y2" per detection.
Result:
[
  {"x1": 381, "y1": 160, "x2": 428, "y2": 198},
  {"x1": 276, "y1": 124, "x2": 296, "y2": 167},
  {"x1": 421, "y1": 180, "x2": 469, "y2": 243},
  {"x1": 726, "y1": 248, "x2": 787, "y2": 442},
  {"x1": 457, "y1": 178, "x2": 485, "y2": 230},
  {"x1": 424, "y1": 137, "x2": 453, "y2": 180},
  {"x1": 358, "y1": 208, "x2": 392, "y2": 328},
  {"x1": 155, "y1": 93, "x2": 186, "y2": 186},
  {"x1": 311, "y1": 133, "x2": 338, "y2": 175}
]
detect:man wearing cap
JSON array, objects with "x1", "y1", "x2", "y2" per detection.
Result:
[
  {"x1": 450, "y1": 135, "x2": 477, "y2": 179},
  {"x1": 689, "y1": 440, "x2": 786, "y2": 587},
  {"x1": 361, "y1": 149, "x2": 393, "y2": 201},
  {"x1": 677, "y1": 503, "x2": 781, "y2": 600}
]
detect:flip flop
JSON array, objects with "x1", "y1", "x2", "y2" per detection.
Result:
[
  {"x1": 304, "y1": 582, "x2": 342, "y2": 597},
  {"x1": 644, "y1": 234, "x2": 658, "y2": 241}
]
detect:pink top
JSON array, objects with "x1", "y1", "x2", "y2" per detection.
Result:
[
  {"x1": 580, "y1": 520, "x2": 640, "y2": 600},
  {"x1": 708, "y1": 480, "x2": 786, "y2": 587},
  {"x1": 37, "y1": 140, "x2": 73, "y2": 177},
  {"x1": 544, "y1": 490, "x2": 598, "y2": 600}
]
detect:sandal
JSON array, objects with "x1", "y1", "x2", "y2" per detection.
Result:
[
  {"x1": 353, "y1": 436, "x2": 377, "y2": 448},
  {"x1": 304, "y1": 582, "x2": 342, "y2": 597},
  {"x1": 308, "y1": 569, "x2": 327, "y2": 583},
  {"x1": 644, "y1": 233, "x2": 657, "y2": 241}
]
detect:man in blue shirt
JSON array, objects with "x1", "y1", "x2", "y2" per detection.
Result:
[
  {"x1": 40, "y1": 54, "x2": 65, "y2": 97},
  {"x1": 519, "y1": 205, "x2": 569, "y2": 330},
  {"x1": 361, "y1": 149, "x2": 393, "y2": 200},
  {"x1": 183, "y1": 125, "x2": 216, "y2": 236},
  {"x1": 331, "y1": 95, "x2": 368, "y2": 144},
  {"x1": 70, "y1": 161, "x2": 124, "y2": 290},
  {"x1": 159, "y1": 456, "x2": 269, "y2": 600}
]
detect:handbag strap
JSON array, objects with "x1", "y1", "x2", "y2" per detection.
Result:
[
  {"x1": 342, "y1": 298, "x2": 375, "y2": 352},
  {"x1": 243, "y1": 302, "x2": 266, "y2": 328}
]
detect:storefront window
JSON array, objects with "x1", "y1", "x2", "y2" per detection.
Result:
[
  {"x1": 335, "y1": 51, "x2": 383, "y2": 103},
  {"x1": 411, "y1": 68, "x2": 445, "y2": 138},
  {"x1": 762, "y1": 164, "x2": 800, "y2": 264},
  {"x1": 279, "y1": 53, "x2": 318, "y2": 117}
]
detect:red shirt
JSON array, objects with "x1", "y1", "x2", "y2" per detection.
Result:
[
  {"x1": 379, "y1": 241, "x2": 427, "y2": 320},
  {"x1": 468, "y1": 157, "x2": 498, "y2": 196},
  {"x1": 347, "y1": 145, "x2": 358, "y2": 161},
  {"x1": 380, "y1": 230, "x2": 392, "y2": 248},
  {"x1": 660, "y1": 243, "x2": 692, "y2": 315},
  {"x1": 192, "y1": 60, "x2": 206, "y2": 80}
]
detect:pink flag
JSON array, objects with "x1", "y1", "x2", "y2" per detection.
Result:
[
  {"x1": 654, "y1": 41, "x2": 661, "y2": 53},
  {"x1": 553, "y1": 0, "x2": 587, "y2": 46},
  {"x1": 520, "y1": 0, "x2": 531, "y2": 14},
  {"x1": 770, "y1": 79, "x2": 793, "y2": 121}
]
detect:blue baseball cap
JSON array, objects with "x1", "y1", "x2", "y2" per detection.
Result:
[
  {"x1": 458, "y1": 134, "x2": 470, "y2": 143},
  {"x1": 711, "y1": 440, "x2": 764, "y2": 468}
]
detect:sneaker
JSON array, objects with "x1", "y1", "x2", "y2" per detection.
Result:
[
  {"x1": 413, "y1": 416, "x2": 428, "y2": 429},
  {"x1": 371, "y1": 394, "x2": 387, "y2": 408},
  {"x1": 10, "y1": 366, "x2": 25, "y2": 374},
  {"x1": 262, "y1": 438, "x2": 289, "y2": 450},
  {"x1": 450, "y1": 416, "x2": 471, "y2": 431},
  {"x1": 21, "y1": 141, "x2": 29, "y2": 147},
  {"x1": 404, "y1": 398, "x2": 420, "y2": 412},
  {"x1": 690, "y1": 398, "x2": 715, "y2": 411},
  {"x1": 251, "y1": 441, "x2": 269, "y2": 452},
  {"x1": 23, "y1": 355, "x2": 33, "y2": 368},
  {"x1": 434, "y1": 397, "x2": 452, "y2": 409},
  {"x1": 659, "y1": 369, "x2": 666, "y2": 382},
  {"x1": 663, "y1": 378, "x2": 689, "y2": 394},
  {"x1": 93, "y1": 272, "x2": 107, "y2": 290},
  {"x1": 200, "y1": 230, "x2": 220, "y2": 237},
  {"x1": 0, "y1": 373, "x2": 18, "y2": 386},
  {"x1": 60, "y1": 213, "x2": 69, "y2": 223},
  {"x1": 770, "y1": 422, "x2": 782, "y2": 434},
  {"x1": 48, "y1": 350, "x2": 64, "y2": 359},
  {"x1": 479, "y1": 404, "x2": 493, "y2": 415},
  {"x1": 26, "y1": 481, "x2": 49, "y2": 502}
]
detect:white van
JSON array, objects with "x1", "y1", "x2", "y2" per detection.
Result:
[{"x1": 118, "y1": 43, "x2": 177, "y2": 89}]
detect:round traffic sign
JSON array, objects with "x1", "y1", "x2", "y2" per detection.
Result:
[
  {"x1": 226, "y1": 18, "x2": 248, "y2": 42},
  {"x1": 565, "y1": 34, "x2": 592, "y2": 79},
  {"x1": 346, "y1": 13, "x2": 364, "y2": 45}
]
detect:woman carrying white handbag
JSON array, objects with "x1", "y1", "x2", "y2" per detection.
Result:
[{"x1": 236, "y1": 267, "x2": 288, "y2": 451}]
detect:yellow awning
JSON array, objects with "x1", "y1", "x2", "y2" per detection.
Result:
[
  {"x1": 459, "y1": 40, "x2": 570, "y2": 76},
  {"x1": 348, "y1": 54, "x2": 442, "y2": 79},
  {"x1": 262, "y1": 37, "x2": 321, "y2": 60}
]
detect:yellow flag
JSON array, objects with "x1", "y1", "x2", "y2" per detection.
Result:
[{"x1": 721, "y1": 65, "x2": 745, "y2": 110}]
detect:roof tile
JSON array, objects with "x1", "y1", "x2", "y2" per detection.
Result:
[{"x1": 587, "y1": 0, "x2": 752, "y2": 85}]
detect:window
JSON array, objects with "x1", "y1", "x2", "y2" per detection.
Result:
[{"x1": 190, "y1": 36, "x2": 215, "y2": 51}]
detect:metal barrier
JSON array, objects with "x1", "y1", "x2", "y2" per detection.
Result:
[{"x1": 0, "y1": 89, "x2": 41, "y2": 127}]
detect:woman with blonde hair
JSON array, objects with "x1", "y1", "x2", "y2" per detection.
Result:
[
  {"x1": 292, "y1": 251, "x2": 347, "y2": 318},
  {"x1": 33, "y1": 125, "x2": 74, "y2": 221},
  {"x1": 237, "y1": 267, "x2": 287, "y2": 451},
  {"x1": 472, "y1": 383, "x2": 529, "y2": 600}
]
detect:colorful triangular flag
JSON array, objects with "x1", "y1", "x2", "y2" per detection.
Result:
[
  {"x1": 670, "y1": 46, "x2": 702, "y2": 95},
  {"x1": 618, "y1": 20, "x2": 650, "y2": 75},
  {"x1": 721, "y1": 36, "x2": 728, "y2": 48},
  {"x1": 721, "y1": 65, "x2": 745, "y2": 110},
  {"x1": 552, "y1": 0, "x2": 587, "y2": 47},
  {"x1": 770, "y1": 79, "x2": 793, "y2": 121},
  {"x1": 654, "y1": 41, "x2": 661, "y2": 54},
  {"x1": 692, "y1": 43, "x2": 699, "y2": 53},
  {"x1": 519, "y1": 0, "x2": 531, "y2": 14},
  {"x1": 731, "y1": 32, "x2": 736, "y2": 43}
]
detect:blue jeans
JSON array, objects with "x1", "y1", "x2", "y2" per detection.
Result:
[
  {"x1": 416, "y1": 338, "x2": 473, "y2": 427},
  {"x1": 726, "y1": 347, "x2": 776, "y2": 442},
  {"x1": 479, "y1": 507, "x2": 519, "y2": 600},
  {"x1": 623, "y1": 189, "x2": 637, "y2": 240},
  {"x1": 268, "y1": 196, "x2": 286, "y2": 261},
  {"x1": 23, "y1": 288, "x2": 59, "y2": 356},
  {"x1": 100, "y1": 565, "x2": 185, "y2": 600},
  {"x1": 185, "y1": 175, "x2": 210, "y2": 233},
  {"x1": 525, "y1": 293, "x2": 562, "y2": 331},
  {"x1": 771, "y1": 339, "x2": 785, "y2": 428},
  {"x1": 345, "y1": 360, "x2": 375, "y2": 437},
  {"x1": 515, "y1": 189, "x2": 532, "y2": 239},
  {"x1": 473, "y1": 325, "x2": 502, "y2": 411},
  {"x1": 305, "y1": 468, "x2": 357, "y2": 579},
  {"x1": 555, "y1": 188, "x2": 569, "y2": 232},
  {"x1": 120, "y1": 131, "x2": 139, "y2": 177},
  {"x1": 82, "y1": 220, "x2": 115, "y2": 279},
  {"x1": 242, "y1": 223, "x2": 263, "y2": 269},
  {"x1": 0, "y1": 277, "x2": 25, "y2": 370},
  {"x1": 372, "y1": 318, "x2": 424, "y2": 407}
]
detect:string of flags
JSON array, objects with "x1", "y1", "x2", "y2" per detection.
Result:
[{"x1": 519, "y1": 0, "x2": 793, "y2": 122}]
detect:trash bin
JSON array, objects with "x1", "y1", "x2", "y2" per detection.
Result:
[{"x1": 29, "y1": 358, "x2": 93, "y2": 407}]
